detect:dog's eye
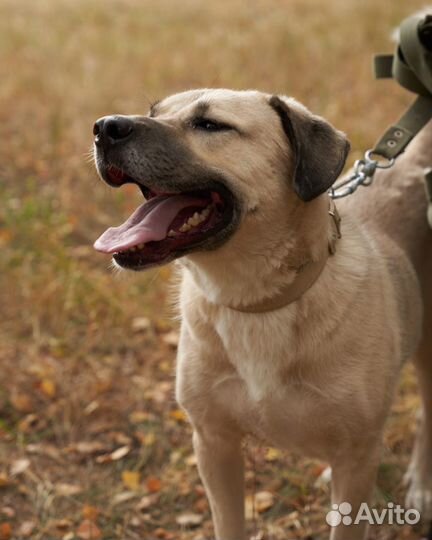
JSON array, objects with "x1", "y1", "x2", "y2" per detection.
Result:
[{"x1": 192, "y1": 118, "x2": 232, "y2": 132}]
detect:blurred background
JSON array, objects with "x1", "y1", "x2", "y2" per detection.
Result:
[{"x1": 0, "y1": 0, "x2": 427, "y2": 538}]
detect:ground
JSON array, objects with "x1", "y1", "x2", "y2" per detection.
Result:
[{"x1": 0, "y1": 0, "x2": 429, "y2": 538}]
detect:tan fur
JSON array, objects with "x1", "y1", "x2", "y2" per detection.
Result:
[{"x1": 156, "y1": 89, "x2": 432, "y2": 539}]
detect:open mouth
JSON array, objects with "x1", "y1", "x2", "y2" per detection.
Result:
[{"x1": 94, "y1": 165, "x2": 237, "y2": 270}]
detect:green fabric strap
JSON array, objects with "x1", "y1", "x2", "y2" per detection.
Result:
[
  {"x1": 374, "y1": 54, "x2": 393, "y2": 79},
  {"x1": 372, "y1": 95, "x2": 432, "y2": 160},
  {"x1": 372, "y1": 14, "x2": 432, "y2": 160}
]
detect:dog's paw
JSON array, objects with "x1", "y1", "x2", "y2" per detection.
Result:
[{"x1": 405, "y1": 479, "x2": 432, "y2": 522}]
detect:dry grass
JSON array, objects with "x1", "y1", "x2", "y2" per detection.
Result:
[{"x1": 0, "y1": 0, "x2": 428, "y2": 538}]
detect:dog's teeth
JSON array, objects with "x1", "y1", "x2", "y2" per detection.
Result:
[
  {"x1": 137, "y1": 243, "x2": 144, "y2": 249},
  {"x1": 129, "y1": 246, "x2": 136, "y2": 252},
  {"x1": 167, "y1": 230, "x2": 176, "y2": 237},
  {"x1": 179, "y1": 223, "x2": 192, "y2": 232},
  {"x1": 178, "y1": 206, "x2": 212, "y2": 233}
]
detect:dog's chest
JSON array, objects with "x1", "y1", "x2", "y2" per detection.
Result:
[
  {"x1": 211, "y1": 359, "x2": 341, "y2": 458},
  {"x1": 208, "y1": 312, "x2": 356, "y2": 457},
  {"x1": 213, "y1": 311, "x2": 293, "y2": 402}
]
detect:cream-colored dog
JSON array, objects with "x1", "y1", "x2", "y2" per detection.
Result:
[{"x1": 93, "y1": 88, "x2": 432, "y2": 540}]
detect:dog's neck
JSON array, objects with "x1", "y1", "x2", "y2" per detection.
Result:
[{"x1": 180, "y1": 195, "x2": 336, "y2": 310}]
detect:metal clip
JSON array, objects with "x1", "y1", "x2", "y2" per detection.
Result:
[{"x1": 329, "y1": 150, "x2": 395, "y2": 199}]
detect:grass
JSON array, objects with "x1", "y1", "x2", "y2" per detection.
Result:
[{"x1": 0, "y1": 0, "x2": 428, "y2": 538}]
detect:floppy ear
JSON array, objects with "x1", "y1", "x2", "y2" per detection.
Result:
[{"x1": 269, "y1": 95, "x2": 350, "y2": 202}]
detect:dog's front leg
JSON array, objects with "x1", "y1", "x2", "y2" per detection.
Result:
[
  {"x1": 329, "y1": 443, "x2": 382, "y2": 540},
  {"x1": 176, "y1": 323, "x2": 246, "y2": 540},
  {"x1": 193, "y1": 427, "x2": 246, "y2": 540}
]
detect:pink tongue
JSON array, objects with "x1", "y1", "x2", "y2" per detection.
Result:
[{"x1": 94, "y1": 195, "x2": 208, "y2": 254}]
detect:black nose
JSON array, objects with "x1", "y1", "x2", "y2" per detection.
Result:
[{"x1": 93, "y1": 115, "x2": 134, "y2": 146}]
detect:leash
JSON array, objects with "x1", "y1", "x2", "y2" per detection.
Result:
[{"x1": 330, "y1": 11, "x2": 432, "y2": 222}]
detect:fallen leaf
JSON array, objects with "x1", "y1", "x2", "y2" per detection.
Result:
[
  {"x1": 76, "y1": 520, "x2": 102, "y2": 540},
  {"x1": 265, "y1": 447, "x2": 282, "y2": 462},
  {"x1": 176, "y1": 512, "x2": 203, "y2": 527},
  {"x1": 96, "y1": 445, "x2": 130, "y2": 464},
  {"x1": 131, "y1": 317, "x2": 151, "y2": 332},
  {"x1": 185, "y1": 454, "x2": 197, "y2": 467},
  {"x1": 154, "y1": 318, "x2": 172, "y2": 333},
  {"x1": 154, "y1": 527, "x2": 175, "y2": 539},
  {"x1": 392, "y1": 394, "x2": 421, "y2": 413},
  {"x1": 170, "y1": 450, "x2": 182, "y2": 464},
  {"x1": 84, "y1": 401, "x2": 99, "y2": 415},
  {"x1": 129, "y1": 411, "x2": 151, "y2": 424},
  {"x1": 255, "y1": 491, "x2": 274, "y2": 512},
  {"x1": 0, "y1": 473, "x2": 11, "y2": 488},
  {"x1": 134, "y1": 431, "x2": 156, "y2": 447},
  {"x1": 10, "y1": 458, "x2": 30, "y2": 476},
  {"x1": 17, "y1": 521, "x2": 35, "y2": 537},
  {"x1": 146, "y1": 476, "x2": 161, "y2": 493},
  {"x1": 54, "y1": 519, "x2": 73, "y2": 530},
  {"x1": 17, "y1": 414, "x2": 40, "y2": 433},
  {"x1": 162, "y1": 330, "x2": 179, "y2": 348},
  {"x1": 129, "y1": 516, "x2": 141, "y2": 527},
  {"x1": 0, "y1": 523, "x2": 11, "y2": 540},
  {"x1": 194, "y1": 485, "x2": 206, "y2": 497},
  {"x1": 55, "y1": 483, "x2": 83, "y2": 496},
  {"x1": 112, "y1": 491, "x2": 137, "y2": 505},
  {"x1": 194, "y1": 497, "x2": 209, "y2": 513},
  {"x1": 148, "y1": 382, "x2": 172, "y2": 404},
  {"x1": 0, "y1": 508, "x2": 14, "y2": 518},
  {"x1": 39, "y1": 378, "x2": 56, "y2": 398},
  {"x1": 108, "y1": 431, "x2": 132, "y2": 446},
  {"x1": 136, "y1": 494, "x2": 159, "y2": 511},
  {"x1": 122, "y1": 470, "x2": 140, "y2": 491},
  {"x1": 245, "y1": 491, "x2": 274, "y2": 519},
  {"x1": 158, "y1": 360, "x2": 171, "y2": 373},
  {"x1": 71, "y1": 441, "x2": 108, "y2": 455},
  {"x1": 169, "y1": 409, "x2": 187, "y2": 422},
  {"x1": 10, "y1": 393, "x2": 33, "y2": 413},
  {"x1": 111, "y1": 445, "x2": 131, "y2": 460},
  {"x1": 82, "y1": 505, "x2": 100, "y2": 521},
  {"x1": 26, "y1": 443, "x2": 61, "y2": 461},
  {"x1": 0, "y1": 229, "x2": 12, "y2": 247},
  {"x1": 27, "y1": 359, "x2": 55, "y2": 378},
  {"x1": 94, "y1": 378, "x2": 113, "y2": 394}
]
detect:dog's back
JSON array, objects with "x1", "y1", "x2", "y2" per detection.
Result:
[{"x1": 341, "y1": 120, "x2": 432, "y2": 290}]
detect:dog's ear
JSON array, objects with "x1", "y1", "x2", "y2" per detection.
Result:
[{"x1": 269, "y1": 95, "x2": 350, "y2": 202}]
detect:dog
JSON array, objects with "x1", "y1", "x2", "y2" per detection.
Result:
[{"x1": 92, "y1": 88, "x2": 432, "y2": 540}]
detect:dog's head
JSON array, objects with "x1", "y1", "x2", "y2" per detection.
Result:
[{"x1": 93, "y1": 89, "x2": 349, "y2": 270}]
